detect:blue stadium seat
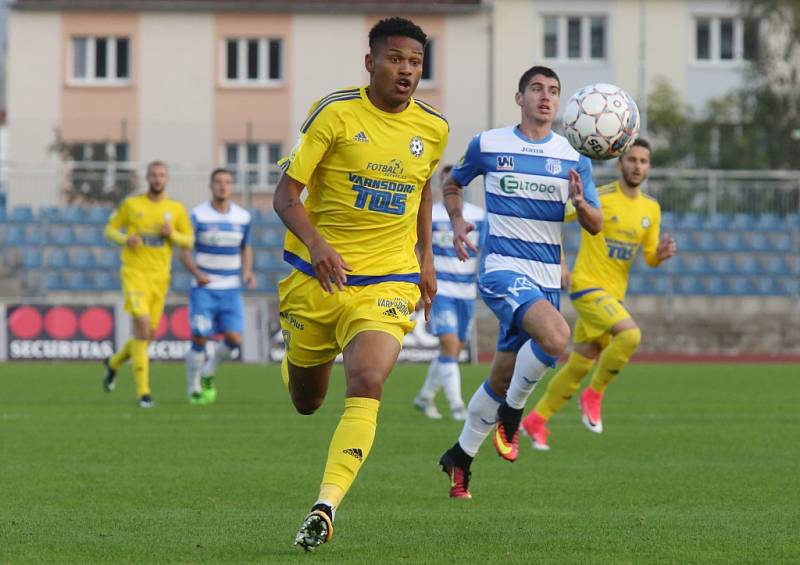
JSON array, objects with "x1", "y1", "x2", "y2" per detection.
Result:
[
  {"x1": 748, "y1": 233, "x2": 772, "y2": 252},
  {"x1": 728, "y1": 276, "x2": 754, "y2": 295},
  {"x1": 249, "y1": 208, "x2": 264, "y2": 226},
  {"x1": 61, "y1": 206, "x2": 87, "y2": 224},
  {"x1": 97, "y1": 248, "x2": 121, "y2": 269},
  {"x1": 46, "y1": 249, "x2": 68, "y2": 269},
  {"x1": 783, "y1": 214, "x2": 800, "y2": 230},
  {"x1": 763, "y1": 256, "x2": 790, "y2": 276},
  {"x1": 736, "y1": 254, "x2": 760, "y2": 275},
  {"x1": 705, "y1": 276, "x2": 726, "y2": 295},
  {"x1": 3, "y1": 225, "x2": 25, "y2": 245},
  {"x1": 26, "y1": 226, "x2": 44, "y2": 245},
  {"x1": 704, "y1": 213, "x2": 731, "y2": 231},
  {"x1": 10, "y1": 206, "x2": 34, "y2": 224},
  {"x1": 730, "y1": 213, "x2": 755, "y2": 231},
  {"x1": 21, "y1": 247, "x2": 43, "y2": 268},
  {"x1": 257, "y1": 273, "x2": 278, "y2": 292},
  {"x1": 64, "y1": 270, "x2": 89, "y2": 290},
  {"x1": 673, "y1": 232, "x2": 696, "y2": 252},
  {"x1": 660, "y1": 211, "x2": 676, "y2": 230},
  {"x1": 76, "y1": 226, "x2": 103, "y2": 246},
  {"x1": 778, "y1": 277, "x2": 798, "y2": 295},
  {"x1": 87, "y1": 206, "x2": 112, "y2": 224},
  {"x1": 686, "y1": 254, "x2": 708, "y2": 274},
  {"x1": 254, "y1": 250, "x2": 278, "y2": 270},
  {"x1": 264, "y1": 209, "x2": 282, "y2": 226},
  {"x1": 711, "y1": 254, "x2": 736, "y2": 275},
  {"x1": 755, "y1": 213, "x2": 780, "y2": 232},
  {"x1": 678, "y1": 212, "x2": 703, "y2": 231},
  {"x1": 71, "y1": 249, "x2": 96, "y2": 269},
  {"x1": 38, "y1": 206, "x2": 61, "y2": 223},
  {"x1": 772, "y1": 233, "x2": 792, "y2": 253},
  {"x1": 48, "y1": 226, "x2": 76, "y2": 246},
  {"x1": 562, "y1": 228, "x2": 580, "y2": 253},
  {"x1": 44, "y1": 272, "x2": 63, "y2": 291},
  {"x1": 669, "y1": 255, "x2": 688, "y2": 274},
  {"x1": 93, "y1": 271, "x2": 119, "y2": 291},
  {"x1": 171, "y1": 272, "x2": 192, "y2": 292},
  {"x1": 753, "y1": 277, "x2": 779, "y2": 296},
  {"x1": 675, "y1": 276, "x2": 704, "y2": 295},
  {"x1": 719, "y1": 232, "x2": 744, "y2": 252},
  {"x1": 258, "y1": 229, "x2": 282, "y2": 248},
  {"x1": 694, "y1": 232, "x2": 719, "y2": 252}
]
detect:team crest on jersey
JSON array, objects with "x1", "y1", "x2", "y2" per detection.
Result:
[
  {"x1": 409, "y1": 136, "x2": 424, "y2": 158},
  {"x1": 496, "y1": 155, "x2": 515, "y2": 171},
  {"x1": 641, "y1": 217, "x2": 651, "y2": 229},
  {"x1": 545, "y1": 158, "x2": 562, "y2": 175}
]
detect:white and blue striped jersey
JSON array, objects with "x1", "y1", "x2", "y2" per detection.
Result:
[
  {"x1": 190, "y1": 201, "x2": 251, "y2": 290},
  {"x1": 452, "y1": 126, "x2": 600, "y2": 292},
  {"x1": 432, "y1": 201, "x2": 486, "y2": 300}
]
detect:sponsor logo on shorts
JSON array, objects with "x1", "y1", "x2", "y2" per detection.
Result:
[
  {"x1": 376, "y1": 298, "x2": 410, "y2": 317},
  {"x1": 383, "y1": 307, "x2": 399, "y2": 319},
  {"x1": 280, "y1": 311, "x2": 305, "y2": 330}
]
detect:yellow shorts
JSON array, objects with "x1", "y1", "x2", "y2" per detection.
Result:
[
  {"x1": 121, "y1": 269, "x2": 169, "y2": 329},
  {"x1": 570, "y1": 288, "x2": 632, "y2": 348},
  {"x1": 278, "y1": 270, "x2": 420, "y2": 367}
]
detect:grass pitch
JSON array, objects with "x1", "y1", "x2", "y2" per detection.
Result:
[{"x1": 1, "y1": 361, "x2": 798, "y2": 563}]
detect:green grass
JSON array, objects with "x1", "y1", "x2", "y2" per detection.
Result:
[{"x1": 1, "y1": 361, "x2": 798, "y2": 564}]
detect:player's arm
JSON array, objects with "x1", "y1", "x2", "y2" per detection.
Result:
[
  {"x1": 570, "y1": 156, "x2": 603, "y2": 235},
  {"x1": 643, "y1": 207, "x2": 676, "y2": 267},
  {"x1": 416, "y1": 179, "x2": 436, "y2": 321},
  {"x1": 241, "y1": 244, "x2": 256, "y2": 288},
  {"x1": 104, "y1": 200, "x2": 140, "y2": 248},
  {"x1": 163, "y1": 207, "x2": 194, "y2": 249},
  {"x1": 445, "y1": 135, "x2": 483, "y2": 261},
  {"x1": 560, "y1": 251, "x2": 570, "y2": 290},
  {"x1": 274, "y1": 173, "x2": 352, "y2": 292}
]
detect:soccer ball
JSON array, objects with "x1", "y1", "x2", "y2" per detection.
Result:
[{"x1": 562, "y1": 83, "x2": 640, "y2": 160}]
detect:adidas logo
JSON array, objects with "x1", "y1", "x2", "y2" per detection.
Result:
[
  {"x1": 353, "y1": 131, "x2": 369, "y2": 143},
  {"x1": 343, "y1": 448, "x2": 363, "y2": 461},
  {"x1": 382, "y1": 307, "x2": 399, "y2": 319}
]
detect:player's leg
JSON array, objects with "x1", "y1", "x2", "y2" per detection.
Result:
[
  {"x1": 494, "y1": 286, "x2": 569, "y2": 462},
  {"x1": 441, "y1": 298, "x2": 475, "y2": 420},
  {"x1": 187, "y1": 287, "x2": 213, "y2": 403},
  {"x1": 414, "y1": 297, "x2": 455, "y2": 419},
  {"x1": 131, "y1": 314, "x2": 153, "y2": 407},
  {"x1": 199, "y1": 290, "x2": 245, "y2": 403},
  {"x1": 104, "y1": 273, "x2": 142, "y2": 390}
]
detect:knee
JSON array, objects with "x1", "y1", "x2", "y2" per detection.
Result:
[
  {"x1": 292, "y1": 394, "x2": 324, "y2": 415},
  {"x1": 539, "y1": 321, "x2": 570, "y2": 358},
  {"x1": 345, "y1": 368, "x2": 385, "y2": 399},
  {"x1": 617, "y1": 327, "x2": 642, "y2": 353}
]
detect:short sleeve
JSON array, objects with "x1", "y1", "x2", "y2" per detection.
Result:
[
  {"x1": 451, "y1": 134, "x2": 484, "y2": 188},
  {"x1": 284, "y1": 102, "x2": 336, "y2": 186}
]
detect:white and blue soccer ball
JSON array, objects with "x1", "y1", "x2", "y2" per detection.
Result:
[{"x1": 563, "y1": 83, "x2": 640, "y2": 160}]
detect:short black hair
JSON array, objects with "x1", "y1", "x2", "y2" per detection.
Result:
[
  {"x1": 518, "y1": 65, "x2": 561, "y2": 93},
  {"x1": 628, "y1": 137, "x2": 651, "y2": 153},
  {"x1": 210, "y1": 167, "x2": 233, "y2": 182},
  {"x1": 369, "y1": 17, "x2": 427, "y2": 51}
]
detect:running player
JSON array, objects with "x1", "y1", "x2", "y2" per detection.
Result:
[
  {"x1": 437, "y1": 66, "x2": 603, "y2": 499},
  {"x1": 521, "y1": 138, "x2": 676, "y2": 449},
  {"x1": 273, "y1": 17, "x2": 448, "y2": 550},
  {"x1": 180, "y1": 168, "x2": 255, "y2": 405},
  {"x1": 413, "y1": 164, "x2": 486, "y2": 421},
  {"x1": 102, "y1": 161, "x2": 194, "y2": 407}
]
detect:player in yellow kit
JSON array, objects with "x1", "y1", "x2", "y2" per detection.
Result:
[
  {"x1": 520, "y1": 139, "x2": 676, "y2": 449},
  {"x1": 273, "y1": 18, "x2": 448, "y2": 551},
  {"x1": 101, "y1": 161, "x2": 194, "y2": 408}
]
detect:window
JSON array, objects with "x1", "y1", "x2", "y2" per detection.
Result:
[
  {"x1": 542, "y1": 15, "x2": 606, "y2": 61},
  {"x1": 71, "y1": 36, "x2": 130, "y2": 83},
  {"x1": 224, "y1": 38, "x2": 282, "y2": 84},
  {"x1": 224, "y1": 142, "x2": 283, "y2": 189},
  {"x1": 67, "y1": 141, "x2": 132, "y2": 193},
  {"x1": 421, "y1": 40, "x2": 434, "y2": 84},
  {"x1": 694, "y1": 17, "x2": 760, "y2": 62}
]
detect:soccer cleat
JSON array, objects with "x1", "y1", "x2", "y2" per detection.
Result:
[
  {"x1": 294, "y1": 504, "x2": 334, "y2": 551},
  {"x1": 439, "y1": 447, "x2": 472, "y2": 500},
  {"x1": 493, "y1": 403, "x2": 523, "y2": 462},
  {"x1": 189, "y1": 392, "x2": 208, "y2": 406},
  {"x1": 451, "y1": 405, "x2": 468, "y2": 421},
  {"x1": 520, "y1": 411, "x2": 551, "y2": 451},
  {"x1": 579, "y1": 387, "x2": 604, "y2": 434},
  {"x1": 138, "y1": 394, "x2": 155, "y2": 409},
  {"x1": 102, "y1": 358, "x2": 116, "y2": 392},
  {"x1": 201, "y1": 376, "x2": 217, "y2": 404},
  {"x1": 413, "y1": 397, "x2": 443, "y2": 420}
]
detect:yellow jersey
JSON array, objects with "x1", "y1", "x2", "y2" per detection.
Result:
[
  {"x1": 568, "y1": 181, "x2": 662, "y2": 301},
  {"x1": 105, "y1": 194, "x2": 193, "y2": 277},
  {"x1": 282, "y1": 86, "x2": 449, "y2": 283}
]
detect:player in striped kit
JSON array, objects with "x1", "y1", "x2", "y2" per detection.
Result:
[
  {"x1": 438, "y1": 66, "x2": 603, "y2": 499},
  {"x1": 180, "y1": 168, "x2": 255, "y2": 405},
  {"x1": 414, "y1": 165, "x2": 486, "y2": 420}
]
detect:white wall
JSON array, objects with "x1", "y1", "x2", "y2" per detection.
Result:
[{"x1": 7, "y1": 10, "x2": 61, "y2": 207}]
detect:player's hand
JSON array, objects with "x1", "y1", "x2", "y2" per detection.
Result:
[
  {"x1": 657, "y1": 232, "x2": 677, "y2": 261},
  {"x1": 309, "y1": 239, "x2": 352, "y2": 293},
  {"x1": 195, "y1": 272, "x2": 211, "y2": 286},
  {"x1": 160, "y1": 222, "x2": 173, "y2": 238},
  {"x1": 560, "y1": 255, "x2": 570, "y2": 289},
  {"x1": 568, "y1": 169, "x2": 585, "y2": 208},
  {"x1": 418, "y1": 252, "x2": 437, "y2": 321},
  {"x1": 452, "y1": 217, "x2": 477, "y2": 262},
  {"x1": 126, "y1": 235, "x2": 142, "y2": 248},
  {"x1": 243, "y1": 271, "x2": 256, "y2": 289}
]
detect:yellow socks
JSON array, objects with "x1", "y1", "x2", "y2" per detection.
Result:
[
  {"x1": 130, "y1": 339, "x2": 150, "y2": 398},
  {"x1": 535, "y1": 352, "x2": 595, "y2": 419},
  {"x1": 590, "y1": 328, "x2": 641, "y2": 393},
  {"x1": 318, "y1": 397, "x2": 380, "y2": 509},
  {"x1": 281, "y1": 356, "x2": 290, "y2": 391},
  {"x1": 109, "y1": 339, "x2": 133, "y2": 370}
]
